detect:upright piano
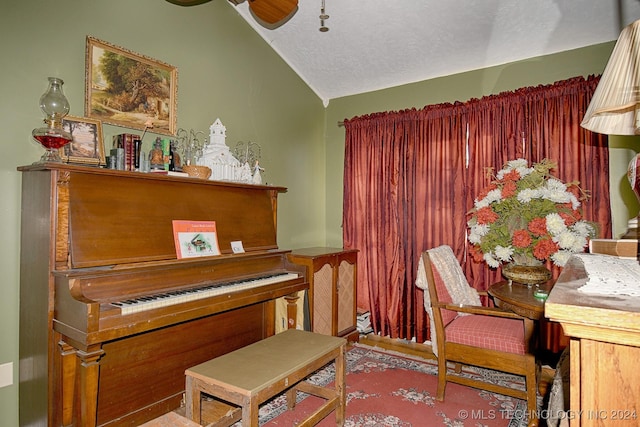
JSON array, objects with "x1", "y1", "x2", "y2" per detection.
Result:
[{"x1": 18, "y1": 163, "x2": 308, "y2": 427}]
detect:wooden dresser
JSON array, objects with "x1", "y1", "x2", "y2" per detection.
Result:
[{"x1": 545, "y1": 255, "x2": 640, "y2": 426}]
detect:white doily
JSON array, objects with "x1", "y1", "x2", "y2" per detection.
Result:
[{"x1": 575, "y1": 253, "x2": 640, "y2": 297}]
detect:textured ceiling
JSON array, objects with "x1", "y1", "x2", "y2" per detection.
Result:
[{"x1": 229, "y1": 0, "x2": 640, "y2": 106}]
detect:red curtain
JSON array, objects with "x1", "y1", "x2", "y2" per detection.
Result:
[
  {"x1": 343, "y1": 104, "x2": 468, "y2": 341},
  {"x1": 464, "y1": 92, "x2": 528, "y2": 293},
  {"x1": 343, "y1": 76, "x2": 611, "y2": 343}
]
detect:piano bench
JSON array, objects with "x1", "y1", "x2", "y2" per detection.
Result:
[
  {"x1": 140, "y1": 411, "x2": 201, "y2": 427},
  {"x1": 184, "y1": 329, "x2": 347, "y2": 427}
]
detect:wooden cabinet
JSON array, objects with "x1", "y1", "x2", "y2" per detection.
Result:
[
  {"x1": 545, "y1": 255, "x2": 640, "y2": 427},
  {"x1": 288, "y1": 247, "x2": 358, "y2": 340}
]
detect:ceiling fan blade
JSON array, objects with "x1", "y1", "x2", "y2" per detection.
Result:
[
  {"x1": 165, "y1": 0, "x2": 212, "y2": 6},
  {"x1": 248, "y1": 0, "x2": 298, "y2": 25}
]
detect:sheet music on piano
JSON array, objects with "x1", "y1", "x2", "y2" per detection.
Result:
[{"x1": 172, "y1": 220, "x2": 221, "y2": 259}]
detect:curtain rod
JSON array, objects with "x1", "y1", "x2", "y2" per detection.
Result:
[{"x1": 338, "y1": 121, "x2": 344, "y2": 127}]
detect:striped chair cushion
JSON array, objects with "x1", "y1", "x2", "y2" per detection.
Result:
[{"x1": 445, "y1": 314, "x2": 526, "y2": 354}]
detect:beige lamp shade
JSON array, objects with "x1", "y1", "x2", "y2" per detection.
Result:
[{"x1": 581, "y1": 19, "x2": 640, "y2": 135}]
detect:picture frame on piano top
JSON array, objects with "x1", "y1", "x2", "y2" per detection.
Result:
[{"x1": 60, "y1": 115, "x2": 106, "y2": 166}]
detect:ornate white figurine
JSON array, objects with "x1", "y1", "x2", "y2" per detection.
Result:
[
  {"x1": 252, "y1": 160, "x2": 264, "y2": 185},
  {"x1": 197, "y1": 118, "x2": 241, "y2": 181},
  {"x1": 239, "y1": 161, "x2": 252, "y2": 183}
]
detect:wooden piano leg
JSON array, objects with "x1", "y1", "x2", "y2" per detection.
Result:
[
  {"x1": 284, "y1": 292, "x2": 301, "y2": 329},
  {"x1": 75, "y1": 346, "x2": 104, "y2": 427},
  {"x1": 58, "y1": 341, "x2": 77, "y2": 427}
]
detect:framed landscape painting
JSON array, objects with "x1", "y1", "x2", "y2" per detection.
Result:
[
  {"x1": 60, "y1": 115, "x2": 105, "y2": 166},
  {"x1": 85, "y1": 36, "x2": 178, "y2": 135}
]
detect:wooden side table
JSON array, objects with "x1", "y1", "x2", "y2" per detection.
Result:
[
  {"x1": 489, "y1": 280, "x2": 569, "y2": 354},
  {"x1": 185, "y1": 329, "x2": 346, "y2": 427},
  {"x1": 488, "y1": 280, "x2": 553, "y2": 320}
]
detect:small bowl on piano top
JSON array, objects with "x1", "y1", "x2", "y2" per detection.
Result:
[{"x1": 182, "y1": 165, "x2": 212, "y2": 180}]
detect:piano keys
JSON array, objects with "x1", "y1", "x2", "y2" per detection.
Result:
[
  {"x1": 113, "y1": 272, "x2": 300, "y2": 314},
  {"x1": 18, "y1": 163, "x2": 309, "y2": 427}
]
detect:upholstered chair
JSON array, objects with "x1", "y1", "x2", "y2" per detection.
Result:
[{"x1": 415, "y1": 245, "x2": 539, "y2": 427}]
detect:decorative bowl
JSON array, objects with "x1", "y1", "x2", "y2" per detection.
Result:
[
  {"x1": 182, "y1": 165, "x2": 212, "y2": 180},
  {"x1": 502, "y1": 263, "x2": 552, "y2": 286}
]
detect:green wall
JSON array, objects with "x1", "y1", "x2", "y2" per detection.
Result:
[
  {"x1": 0, "y1": 1, "x2": 324, "y2": 424},
  {"x1": 1, "y1": 1, "x2": 638, "y2": 425},
  {"x1": 324, "y1": 42, "x2": 640, "y2": 246}
]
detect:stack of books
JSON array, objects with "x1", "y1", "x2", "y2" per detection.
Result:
[{"x1": 357, "y1": 311, "x2": 373, "y2": 335}]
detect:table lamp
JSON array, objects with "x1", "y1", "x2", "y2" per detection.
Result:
[{"x1": 581, "y1": 19, "x2": 640, "y2": 239}]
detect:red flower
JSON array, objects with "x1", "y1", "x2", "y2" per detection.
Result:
[
  {"x1": 475, "y1": 206, "x2": 499, "y2": 225},
  {"x1": 528, "y1": 218, "x2": 548, "y2": 236},
  {"x1": 469, "y1": 245, "x2": 484, "y2": 263},
  {"x1": 512, "y1": 229, "x2": 532, "y2": 248},
  {"x1": 533, "y1": 238, "x2": 558, "y2": 260},
  {"x1": 559, "y1": 211, "x2": 577, "y2": 226},
  {"x1": 502, "y1": 170, "x2": 521, "y2": 182},
  {"x1": 572, "y1": 209, "x2": 582, "y2": 221},
  {"x1": 501, "y1": 181, "x2": 517, "y2": 198}
]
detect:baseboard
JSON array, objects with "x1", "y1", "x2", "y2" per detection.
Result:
[{"x1": 357, "y1": 333, "x2": 436, "y2": 361}]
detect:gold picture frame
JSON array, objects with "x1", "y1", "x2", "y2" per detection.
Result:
[
  {"x1": 85, "y1": 36, "x2": 178, "y2": 135},
  {"x1": 60, "y1": 115, "x2": 106, "y2": 166}
]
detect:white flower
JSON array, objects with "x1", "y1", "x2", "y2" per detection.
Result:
[
  {"x1": 516, "y1": 166, "x2": 534, "y2": 178},
  {"x1": 554, "y1": 230, "x2": 579, "y2": 250},
  {"x1": 551, "y1": 250, "x2": 573, "y2": 267},
  {"x1": 573, "y1": 221, "x2": 595, "y2": 237},
  {"x1": 569, "y1": 194, "x2": 580, "y2": 210},
  {"x1": 517, "y1": 188, "x2": 540, "y2": 203},
  {"x1": 475, "y1": 188, "x2": 502, "y2": 209},
  {"x1": 484, "y1": 252, "x2": 500, "y2": 268},
  {"x1": 571, "y1": 235, "x2": 589, "y2": 252},
  {"x1": 499, "y1": 158, "x2": 534, "y2": 179},
  {"x1": 468, "y1": 223, "x2": 490, "y2": 244},
  {"x1": 558, "y1": 231, "x2": 588, "y2": 253},
  {"x1": 545, "y1": 178, "x2": 567, "y2": 192},
  {"x1": 494, "y1": 245, "x2": 514, "y2": 262},
  {"x1": 546, "y1": 213, "x2": 566, "y2": 235},
  {"x1": 507, "y1": 158, "x2": 529, "y2": 169},
  {"x1": 543, "y1": 180, "x2": 573, "y2": 204}
]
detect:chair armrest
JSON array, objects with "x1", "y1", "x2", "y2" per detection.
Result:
[{"x1": 437, "y1": 302, "x2": 525, "y2": 320}]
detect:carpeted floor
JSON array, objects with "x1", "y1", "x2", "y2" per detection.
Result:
[{"x1": 250, "y1": 343, "x2": 530, "y2": 426}]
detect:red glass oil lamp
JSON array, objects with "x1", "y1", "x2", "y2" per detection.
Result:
[{"x1": 31, "y1": 77, "x2": 72, "y2": 163}]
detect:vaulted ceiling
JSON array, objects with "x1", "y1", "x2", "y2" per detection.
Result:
[{"x1": 228, "y1": 1, "x2": 640, "y2": 106}]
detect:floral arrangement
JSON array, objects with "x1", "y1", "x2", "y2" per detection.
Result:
[{"x1": 467, "y1": 158, "x2": 596, "y2": 268}]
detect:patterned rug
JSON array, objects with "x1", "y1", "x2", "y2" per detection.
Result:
[{"x1": 252, "y1": 344, "x2": 530, "y2": 426}]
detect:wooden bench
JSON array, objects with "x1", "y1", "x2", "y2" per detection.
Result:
[
  {"x1": 140, "y1": 411, "x2": 202, "y2": 427},
  {"x1": 185, "y1": 329, "x2": 347, "y2": 427}
]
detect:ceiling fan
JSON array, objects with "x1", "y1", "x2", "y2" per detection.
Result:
[{"x1": 165, "y1": 0, "x2": 298, "y2": 28}]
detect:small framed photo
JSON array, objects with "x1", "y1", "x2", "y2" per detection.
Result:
[
  {"x1": 85, "y1": 36, "x2": 178, "y2": 135},
  {"x1": 60, "y1": 115, "x2": 105, "y2": 166}
]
